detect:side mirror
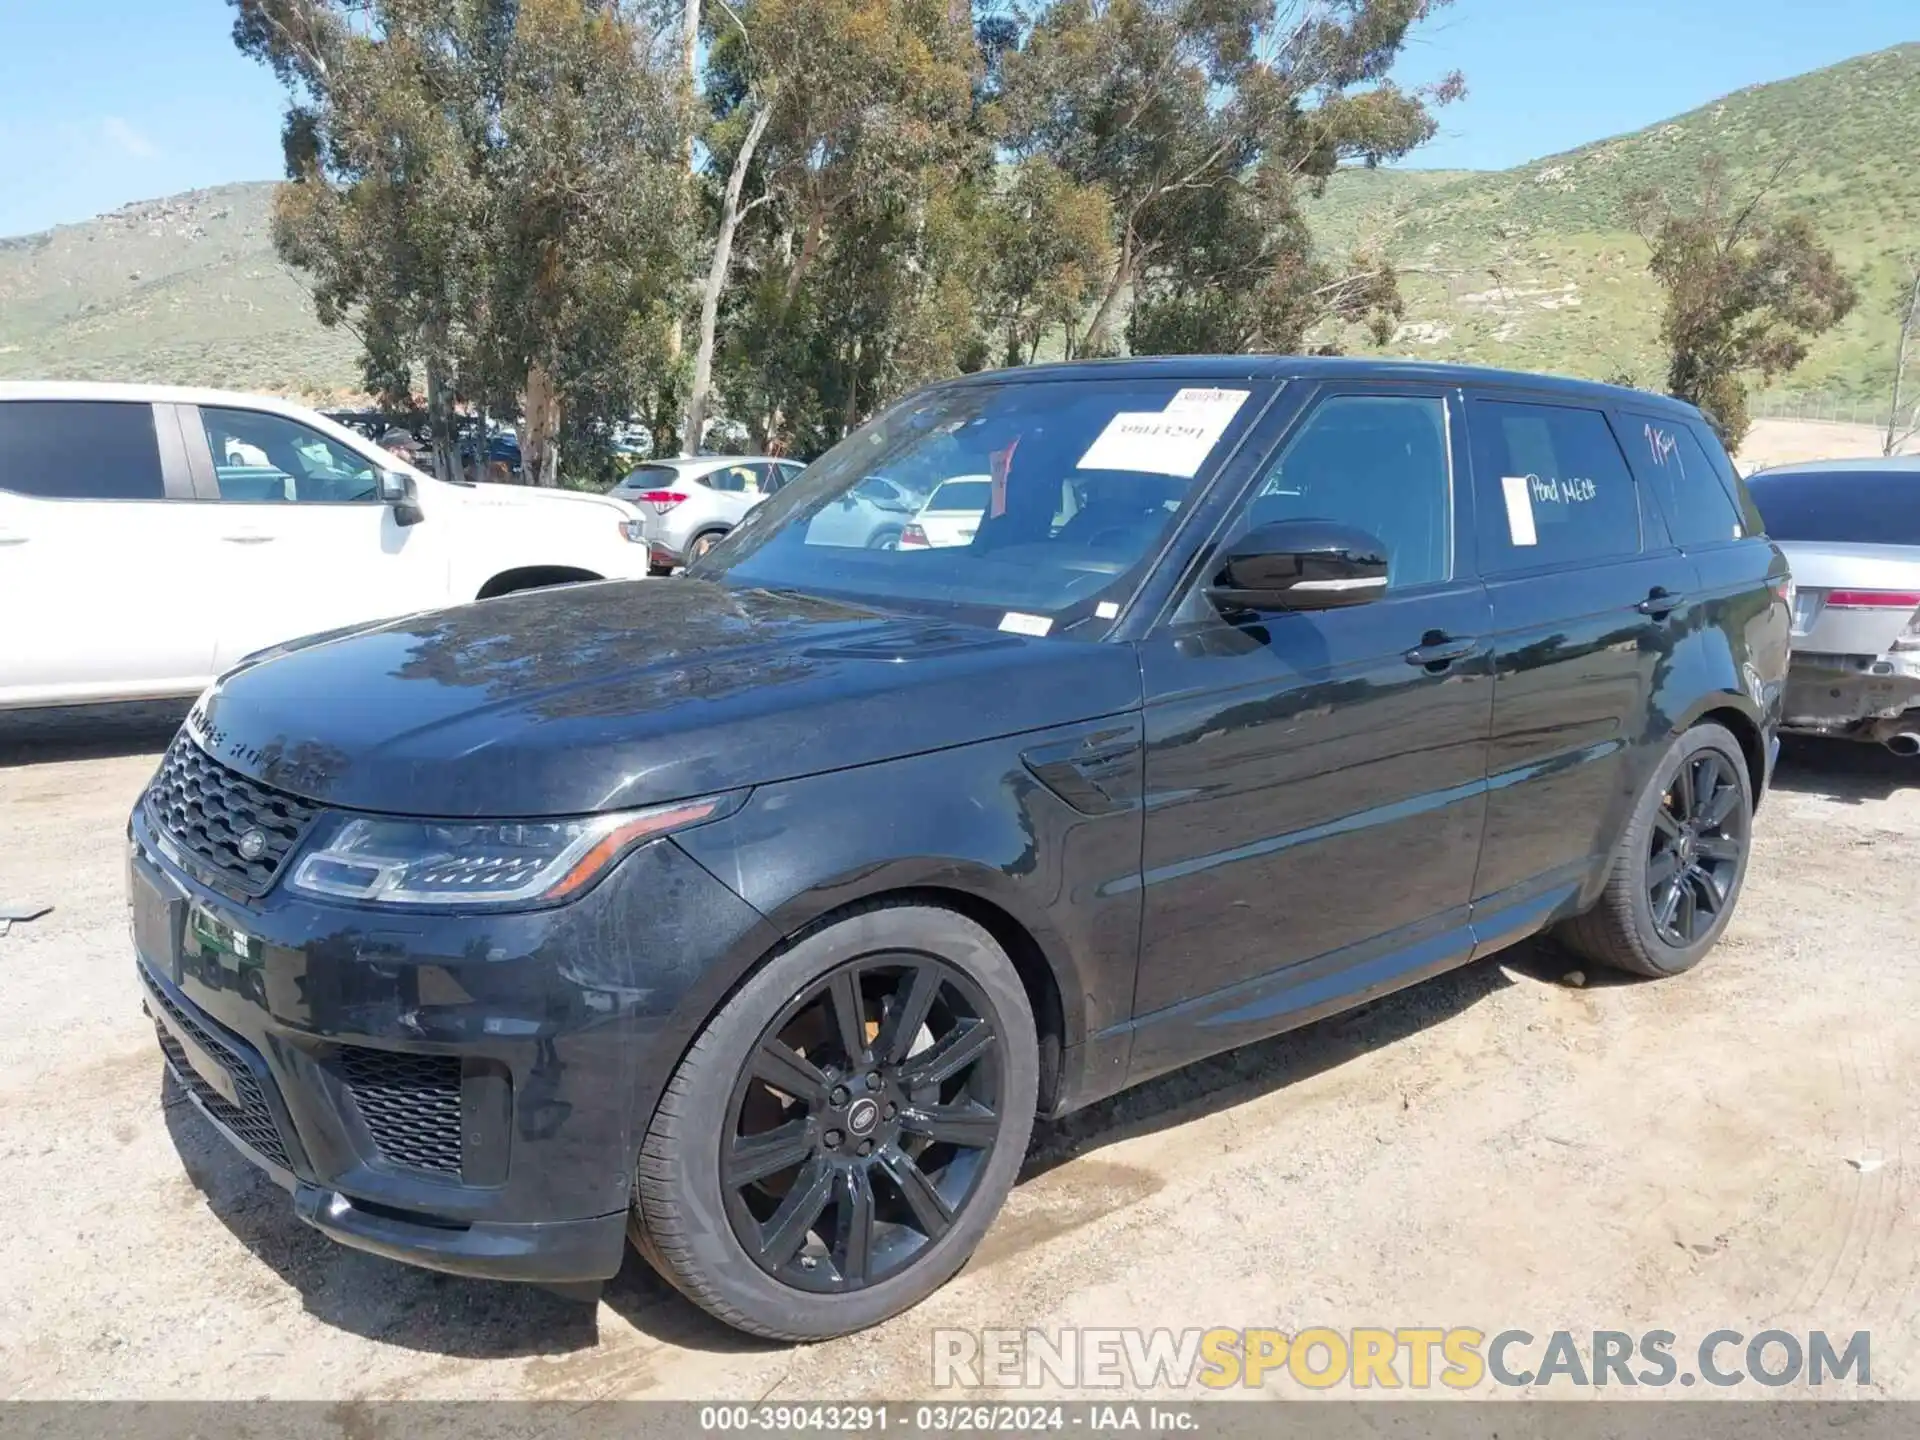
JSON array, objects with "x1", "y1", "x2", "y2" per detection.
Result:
[
  {"x1": 379, "y1": 470, "x2": 425, "y2": 527},
  {"x1": 1206, "y1": 519, "x2": 1389, "y2": 614}
]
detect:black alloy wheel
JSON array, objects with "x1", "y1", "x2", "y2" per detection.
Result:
[
  {"x1": 1646, "y1": 748, "x2": 1748, "y2": 947},
  {"x1": 630, "y1": 903, "x2": 1038, "y2": 1340},
  {"x1": 722, "y1": 957, "x2": 1005, "y2": 1294},
  {"x1": 1558, "y1": 721, "x2": 1755, "y2": 978}
]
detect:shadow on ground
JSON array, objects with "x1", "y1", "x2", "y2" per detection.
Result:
[
  {"x1": 1771, "y1": 735, "x2": 1915, "y2": 804},
  {"x1": 161, "y1": 941, "x2": 1555, "y2": 1356},
  {"x1": 0, "y1": 699, "x2": 190, "y2": 766},
  {"x1": 161, "y1": 1069, "x2": 774, "y2": 1363}
]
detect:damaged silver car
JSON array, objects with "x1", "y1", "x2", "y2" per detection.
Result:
[{"x1": 1747, "y1": 458, "x2": 1920, "y2": 753}]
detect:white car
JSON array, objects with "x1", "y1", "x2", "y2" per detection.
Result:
[
  {"x1": 609, "y1": 455, "x2": 803, "y2": 569},
  {"x1": 0, "y1": 382, "x2": 653, "y2": 710},
  {"x1": 900, "y1": 474, "x2": 991, "y2": 548}
]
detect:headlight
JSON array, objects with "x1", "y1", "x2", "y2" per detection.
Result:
[{"x1": 286, "y1": 794, "x2": 741, "y2": 908}]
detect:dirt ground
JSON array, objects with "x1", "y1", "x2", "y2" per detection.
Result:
[
  {"x1": 1, "y1": 704, "x2": 1916, "y2": 1403},
  {"x1": 1738, "y1": 418, "x2": 1918, "y2": 470}
]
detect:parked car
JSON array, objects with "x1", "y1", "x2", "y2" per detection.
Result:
[
  {"x1": 128, "y1": 359, "x2": 1787, "y2": 1342},
  {"x1": 799, "y1": 472, "x2": 927, "y2": 551},
  {"x1": 1746, "y1": 457, "x2": 1920, "y2": 751},
  {"x1": 900, "y1": 474, "x2": 991, "y2": 548},
  {"x1": 0, "y1": 382, "x2": 653, "y2": 710},
  {"x1": 609, "y1": 455, "x2": 804, "y2": 571}
]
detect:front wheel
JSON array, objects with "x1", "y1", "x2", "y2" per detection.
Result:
[
  {"x1": 631, "y1": 904, "x2": 1038, "y2": 1340},
  {"x1": 1557, "y1": 723, "x2": 1754, "y2": 977}
]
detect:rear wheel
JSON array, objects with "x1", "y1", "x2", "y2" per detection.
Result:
[
  {"x1": 866, "y1": 527, "x2": 903, "y2": 550},
  {"x1": 631, "y1": 904, "x2": 1037, "y2": 1340},
  {"x1": 1558, "y1": 722, "x2": 1754, "y2": 977},
  {"x1": 688, "y1": 529, "x2": 727, "y2": 561}
]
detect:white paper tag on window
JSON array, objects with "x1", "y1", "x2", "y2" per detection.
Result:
[
  {"x1": 999, "y1": 611, "x2": 1053, "y2": 637},
  {"x1": 1095, "y1": 601, "x2": 1120, "y2": 620},
  {"x1": 1500, "y1": 475, "x2": 1539, "y2": 547},
  {"x1": 1163, "y1": 387, "x2": 1250, "y2": 420},
  {"x1": 1076, "y1": 389, "x2": 1248, "y2": 478}
]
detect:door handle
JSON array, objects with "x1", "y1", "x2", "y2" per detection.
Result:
[
  {"x1": 221, "y1": 533, "x2": 275, "y2": 545},
  {"x1": 1404, "y1": 634, "x2": 1479, "y2": 671},
  {"x1": 0, "y1": 534, "x2": 27, "y2": 546},
  {"x1": 1637, "y1": 587, "x2": 1685, "y2": 618}
]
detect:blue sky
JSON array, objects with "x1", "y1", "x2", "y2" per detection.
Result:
[{"x1": 0, "y1": 0, "x2": 1913, "y2": 237}]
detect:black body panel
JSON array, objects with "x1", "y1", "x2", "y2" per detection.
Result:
[
  {"x1": 189, "y1": 579, "x2": 1140, "y2": 817},
  {"x1": 126, "y1": 357, "x2": 1787, "y2": 1283}
]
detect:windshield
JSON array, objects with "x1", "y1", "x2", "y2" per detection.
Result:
[
  {"x1": 692, "y1": 377, "x2": 1270, "y2": 627},
  {"x1": 1747, "y1": 470, "x2": 1920, "y2": 545}
]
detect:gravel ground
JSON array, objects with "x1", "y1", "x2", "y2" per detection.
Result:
[{"x1": 1, "y1": 708, "x2": 1916, "y2": 1402}]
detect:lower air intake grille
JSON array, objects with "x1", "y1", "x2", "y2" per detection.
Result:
[
  {"x1": 338, "y1": 1048, "x2": 464, "y2": 1179},
  {"x1": 149, "y1": 980, "x2": 291, "y2": 1169}
]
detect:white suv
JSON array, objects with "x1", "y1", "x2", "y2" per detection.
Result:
[{"x1": 0, "y1": 383, "x2": 653, "y2": 710}]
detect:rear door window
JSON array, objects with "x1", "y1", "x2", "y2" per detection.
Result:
[
  {"x1": 0, "y1": 400, "x2": 166, "y2": 500},
  {"x1": 1624, "y1": 414, "x2": 1751, "y2": 547},
  {"x1": 1468, "y1": 399, "x2": 1640, "y2": 573},
  {"x1": 1746, "y1": 470, "x2": 1920, "y2": 545}
]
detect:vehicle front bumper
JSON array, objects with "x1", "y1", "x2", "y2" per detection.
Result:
[
  {"x1": 128, "y1": 804, "x2": 770, "y2": 1284},
  {"x1": 1780, "y1": 648, "x2": 1920, "y2": 736}
]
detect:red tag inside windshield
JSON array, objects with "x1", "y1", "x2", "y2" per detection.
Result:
[{"x1": 988, "y1": 438, "x2": 1019, "y2": 519}]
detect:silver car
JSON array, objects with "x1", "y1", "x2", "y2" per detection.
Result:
[
  {"x1": 609, "y1": 456, "x2": 804, "y2": 571},
  {"x1": 1747, "y1": 457, "x2": 1920, "y2": 753}
]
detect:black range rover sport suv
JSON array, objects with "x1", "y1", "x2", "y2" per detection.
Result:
[{"x1": 130, "y1": 358, "x2": 1789, "y2": 1339}]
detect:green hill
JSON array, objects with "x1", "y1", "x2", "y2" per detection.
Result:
[
  {"x1": 0, "y1": 183, "x2": 359, "y2": 398},
  {"x1": 1307, "y1": 43, "x2": 1920, "y2": 405},
  {"x1": 3, "y1": 44, "x2": 1916, "y2": 406}
]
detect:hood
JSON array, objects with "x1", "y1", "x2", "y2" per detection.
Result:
[
  {"x1": 188, "y1": 580, "x2": 1142, "y2": 817},
  {"x1": 447, "y1": 480, "x2": 639, "y2": 520}
]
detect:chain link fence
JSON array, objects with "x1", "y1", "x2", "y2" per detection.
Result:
[{"x1": 1750, "y1": 390, "x2": 1914, "y2": 430}]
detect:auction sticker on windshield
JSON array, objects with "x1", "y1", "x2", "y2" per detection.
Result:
[{"x1": 1076, "y1": 388, "x2": 1248, "y2": 478}]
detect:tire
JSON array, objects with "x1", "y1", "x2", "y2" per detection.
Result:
[
  {"x1": 866, "y1": 527, "x2": 903, "y2": 550},
  {"x1": 631, "y1": 903, "x2": 1039, "y2": 1340},
  {"x1": 1558, "y1": 722, "x2": 1754, "y2": 978},
  {"x1": 688, "y1": 529, "x2": 727, "y2": 561}
]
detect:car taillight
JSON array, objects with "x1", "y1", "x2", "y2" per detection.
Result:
[
  {"x1": 639, "y1": 489, "x2": 688, "y2": 515},
  {"x1": 1824, "y1": 590, "x2": 1920, "y2": 609},
  {"x1": 900, "y1": 523, "x2": 929, "y2": 548}
]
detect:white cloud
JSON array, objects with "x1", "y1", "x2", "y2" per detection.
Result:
[{"x1": 100, "y1": 116, "x2": 160, "y2": 160}]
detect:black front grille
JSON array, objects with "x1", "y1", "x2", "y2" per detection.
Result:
[
  {"x1": 148, "y1": 980, "x2": 291, "y2": 1168},
  {"x1": 146, "y1": 735, "x2": 317, "y2": 895},
  {"x1": 338, "y1": 1048, "x2": 464, "y2": 1178}
]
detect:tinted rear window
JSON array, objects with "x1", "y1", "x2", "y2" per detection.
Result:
[
  {"x1": 0, "y1": 400, "x2": 165, "y2": 500},
  {"x1": 1624, "y1": 414, "x2": 1751, "y2": 547},
  {"x1": 1746, "y1": 470, "x2": 1920, "y2": 545},
  {"x1": 616, "y1": 464, "x2": 680, "y2": 490},
  {"x1": 928, "y1": 479, "x2": 991, "y2": 510},
  {"x1": 1468, "y1": 399, "x2": 1641, "y2": 572}
]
